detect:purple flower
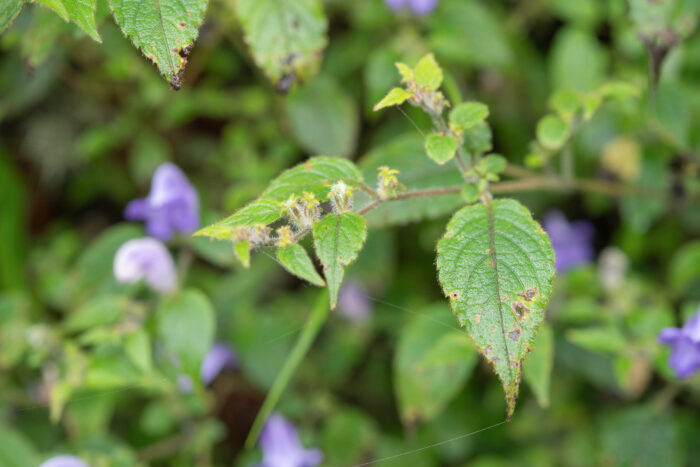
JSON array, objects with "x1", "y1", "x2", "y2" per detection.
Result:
[
  {"x1": 385, "y1": 0, "x2": 438, "y2": 15},
  {"x1": 201, "y1": 342, "x2": 238, "y2": 385},
  {"x1": 259, "y1": 413, "x2": 322, "y2": 467},
  {"x1": 39, "y1": 455, "x2": 88, "y2": 467},
  {"x1": 337, "y1": 282, "x2": 372, "y2": 323},
  {"x1": 125, "y1": 162, "x2": 199, "y2": 241},
  {"x1": 543, "y1": 211, "x2": 594, "y2": 273},
  {"x1": 177, "y1": 374, "x2": 194, "y2": 393},
  {"x1": 659, "y1": 307, "x2": 700, "y2": 378},
  {"x1": 113, "y1": 238, "x2": 177, "y2": 293}
]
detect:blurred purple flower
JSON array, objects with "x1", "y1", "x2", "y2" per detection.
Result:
[
  {"x1": 113, "y1": 238, "x2": 177, "y2": 293},
  {"x1": 177, "y1": 374, "x2": 194, "y2": 393},
  {"x1": 125, "y1": 162, "x2": 199, "y2": 241},
  {"x1": 201, "y1": 342, "x2": 238, "y2": 385},
  {"x1": 543, "y1": 211, "x2": 594, "y2": 273},
  {"x1": 385, "y1": 0, "x2": 438, "y2": 15},
  {"x1": 659, "y1": 307, "x2": 700, "y2": 378},
  {"x1": 39, "y1": 455, "x2": 88, "y2": 467},
  {"x1": 259, "y1": 413, "x2": 322, "y2": 467},
  {"x1": 337, "y1": 282, "x2": 372, "y2": 323}
]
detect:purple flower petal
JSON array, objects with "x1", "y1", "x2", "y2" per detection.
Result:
[
  {"x1": 124, "y1": 162, "x2": 199, "y2": 241},
  {"x1": 658, "y1": 327, "x2": 682, "y2": 345},
  {"x1": 682, "y1": 311, "x2": 700, "y2": 343},
  {"x1": 337, "y1": 282, "x2": 372, "y2": 323},
  {"x1": 543, "y1": 211, "x2": 594, "y2": 273},
  {"x1": 113, "y1": 238, "x2": 177, "y2": 293},
  {"x1": 258, "y1": 413, "x2": 322, "y2": 467},
  {"x1": 201, "y1": 342, "x2": 238, "y2": 385},
  {"x1": 177, "y1": 374, "x2": 194, "y2": 393},
  {"x1": 659, "y1": 307, "x2": 700, "y2": 378},
  {"x1": 385, "y1": 0, "x2": 407, "y2": 10},
  {"x1": 39, "y1": 455, "x2": 89, "y2": 467},
  {"x1": 409, "y1": 0, "x2": 438, "y2": 15}
]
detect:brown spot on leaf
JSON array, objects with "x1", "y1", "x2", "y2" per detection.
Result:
[
  {"x1": 512, "y1": 302, "x2": 530, "y2": 320},
  {"x1": 178, "y1": 21, "x2": 187, "y2": 30},
  {"x1": 518, "y1": 287, "x2": 538, "y2": 302},
  {"x1": 475, "y1": 314, "x2": 481, "y2": 324},
  {"x1": 450, "y1": 291, "x2": 460, "y2": 300},
  {"x1": 508, "y1": 329, "x2": 521, "y2": 341}
]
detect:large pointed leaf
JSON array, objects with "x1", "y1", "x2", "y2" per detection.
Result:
[
  {"x1": 436, "y1": 198, "x2": 555, "y2": 418},
  {"x1": 262, "y1": 156, "x2": 363, "y2": 201},
  {"x1": 278, "y1": 243, "x2": 325, "y2": 287},
  {"x1": 235, "y1": 0, "x2": 327, "y2": 89},
  {"x1": 312, "y1": 212, "x2": 366, "y2": 309},
  {"x1": 195, "y1": 199, "x2": 281, "y2": 240},
  {"x1": 109, "y1": 0, "x2": 207, "y2": 88}
]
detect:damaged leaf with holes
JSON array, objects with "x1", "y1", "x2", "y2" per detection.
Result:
[
  {"x1": 109, "y1": 0, "x2": 208, "y2": 88},
  {"x1": 234, "y1": 0, "x2": 328, "y2": 90},
  {"x1": 436, "y1": 199, "x2": 555, "y2": 418}
]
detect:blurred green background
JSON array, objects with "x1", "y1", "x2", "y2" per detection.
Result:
[{"x1": 2, "y1": 0, "x2": 700, "y2": 465}]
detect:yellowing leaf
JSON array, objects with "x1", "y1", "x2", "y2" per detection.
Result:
[
  {"x1": 414, "y1": 53, "x2": 443, "y2": 91},
  {"x1": 373, "y1": 87, "x2": 414, "y2": 111}
]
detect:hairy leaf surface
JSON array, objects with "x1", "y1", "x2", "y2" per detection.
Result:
[
  {"x1": 109, "y1": 0, "x2": 207, "y2": 88},
  {"x1": 312, "y1": 213, "x2": 366, "y2": 309},
  {"x1": 436, "y1": 199, "x2": 555, "y2": 417},
  {"x1": 195, "y1": 200, "x2": 281, "y2": 240},
  {"x1": 278, "y1": 243, "x2": 325, "y2": 287},
  {"x1": 235, "y1": 0, "x2": 327, "y2": 89}
]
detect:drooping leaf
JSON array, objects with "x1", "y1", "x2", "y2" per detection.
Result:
[
  {"x1": 109, "y1": 0, "x2": 207, "y2": 88},
  {"x1": 195, "y1": 200, "x2": 281, "y2": 240},
  {"x1": 522, "y1": 323, "x2": 553, "y2": 408},
  {"x1": 536, "y1": 114, "x2": 569, "y2": 150},
  {"x1": 278, "y1": 243, "x2": 325, "y2": 287},
  {"x1": 157, "y1": 289, "x2": 215, "y2": 379},
  {"x1": 449, "y1": 102, "x2": 489, "y2": 131},
  {"x1": 235, "y1": 0, "x2": 327, "y2": 89},
  {"x1": 312, "y1": 213, "x2": 367, "y2": 309},
  {"x1": 373, "y1": 87, "x2": 414, "y2": 111},
  {"x1": 54, "y1": 0, "x2": 101, "y2": 42},
  {"x1": 358, "y1": 135, "x2": 463, "y2": 227},
  {"x1": 425, "y1": 133, "x2": 458, "y2": 165},
  {"x1": 413, "y1": 53, "x2": 443, "y2": 90},
  {"x1": 436, "y1": 199, "x2": 555, "y2": 417},
  {"x1": 234, "y1": 239, "x2": 251, "y2": 268},
  {"x1": 262, "y1": 156, "x2": 363, "y2": 201},
  {"x1": 394, "y1": 304, "x2": 478, "y2": 426},
  {"x1": 0, "y1": 0, "x2": 24, "y2": 34}
]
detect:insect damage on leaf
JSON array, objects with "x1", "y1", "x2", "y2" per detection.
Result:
[{"x1": 436, "y1": 199, "x2": 555, "y2": 419}]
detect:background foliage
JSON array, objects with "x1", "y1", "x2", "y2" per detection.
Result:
[{"x1": 1, "y1": 0, "x2": 700, "y2": 465}]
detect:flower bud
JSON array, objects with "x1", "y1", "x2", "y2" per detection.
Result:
[
  {"x1": 276, "y1": 226, "x2": 294, "y2": 247},
  {"x1": 377, "y1": 166, "x2": 402, "y2": 200},
  {"x1": 327, "y1": 180, "x2": 353, "y2": 213}
]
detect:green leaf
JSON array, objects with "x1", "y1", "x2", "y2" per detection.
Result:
[
  {"x1": 109, "y1": 0, "x2": 207, "y2": 88},
  {"x1": 235, "y1": 0, "x2": 327, "y2": 89},
  {"x1": 125, "y1": 329, "x2": 153, "y2": 374},
  {"x1": 394, "y1": 304, "x2": 477, "y2": 425},
  {"x1": 425, "y1": 133, "x2": 458, "y2": 165},
  {"x1": 312, "y1": 213, "x2": 367, "y2": 309},
  {"x1": 436, "y1": 199, "x2": 555, "y2": 418},
  {"x1": 157, "y1": 289, "x2": 215, "y2": 378},
  {"x1": 449, "y1": 102, "x2": 489, "y2": 131},
  {"x1": 234, "y1": 239, "x2": 251, "y2": 268},
  {"x1": 64, "y1": 295, "x2": 124, "y2": 332},
  {"x1": 38, "y1": 0, "x2": 69, "y2": 21},
  {"x1": 600, "y1": 81, "x2": 639, "y2": 100},
  {"x1": 278, "y1": 243, "x2": 325, "y2": 287},
  {"x1": 461, "y1": 182, "x2": 479, "y2": 204},
  {"x1": 60, "y1": 0, "x2": 101, "y2": 42},
  {"x1": 536, "y1": 114, "x2": 569, "y2": 150},
  {"x1": 359, "y1": 135, "x2": 462, "y2": 227},
  {"x1": 549, "y1": 27, "x2": 607, "y2": 92},
  {"x1": 413, "y1": 53, "x2": 443, "y2": 90},
  {"x1": 395, "y1": 62, "x2": 413, "y2": 83},
  {"x1": 549, "y1": 89, "x2": 581, "y2": 122},
  {"x1": 481, "y1": 154, "x2": 506, "y2": 175},
  {"x1": 668, "y1": 240, "x2": 700, "y2": 296},
  {"x1": 373, "y1": 87, "x2": 414, "y2": 112},
  {"x1": 262, "y1": 156, "x2": 364, "y2": 201},
  {"x1": 522, "y1": 323, "x2": 553, "y2": 408},
  {"x1": 0, "y1": 0, "x2": 24, "y2": 34},
  {"x1": 463, "y1": 121, "x2": 493, "y2": 154},
  {"x1": 0, "y1": 425, "x2": 39, "y2": 467},
  {"x1": 566, "y1": 325, "x2": 626, "y2": 355},
  {"x1": 287, "y1": 76, "x2": 358, "y2": 157},
  {"x1": 195, "y1": 200, "x2": 281, "y2": 240}
]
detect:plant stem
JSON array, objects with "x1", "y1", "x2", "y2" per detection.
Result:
[{"x1": 244, "y1": 290, "x2": 330, "y2": 449}]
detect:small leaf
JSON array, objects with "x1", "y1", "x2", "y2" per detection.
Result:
[
  {"x1": 536, "y1": 114, "x2": 569, "y2": 150},
  {"x1": 600, "y1": 81, "x2": 639, "y2": 100},
  {"x1": 312, "y1": 213, "x2": 367, "y2": 309},
  {"x1": 195, "y1": 200, "x2": 281, "y2": 240},
  {"x1": 62, "y1": 0, "x2": 101, "y2": 42},
  {"x1": 262, "y1": 156, "x2": 364, "y2": 201},
  {"x1": 436, "y1": 199, "x2": 555, "y2": 418},
  {"x1": 278, "y1": 243, "x2": 325, "y2": 287},
  {"x1": 481, "y1": 154, "x2": 506, "y2": 175},
  {"x1": 157, "y1": 289, "x2": 215, "y2": 378},
  {"x1": 461, "y1": 182, "x2": 479, "y2": 204},
  {"x1": 109, "y1": 0, "x2": 208, "y2": 88},
  {"x1": 395, "y1": 62, "x2": 413, "y2": 83},
  {"x1": 549, "y1": 89, "x2": 581, "y2": 122},
  {"x1": 522, "y1": 323, "x2": 553, "y2": 408},
  {"x1": 449, "y1": 102, "x2": 489, "y2": 131},
  {"x1": 235, "y1": 0, "x2": 327, "y2": 89},
  {"x1": 413, "y1": 53, "x2": 443, "y2": 90},
  {"x1": 234, "y1": 240, "x2": 251, "y2": 268},
  {"x1": 425, "y1": 133, "x2": 458, "y2": 165},
  {"x1": 0, "y1": 0, "x2": 24, "y2": 33},
  {"x1": 583, "y1": 93, "x2": 602, "y2": 120},
  {"x1": 394, "y1": 304, "x2": 477, "y2": 425},
  {"x1": 463, "y1": 121, "x2": 493, "y2": 154},
  {"x1": 373, "y1": 87, "x2": 414, "y2": 112}
]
